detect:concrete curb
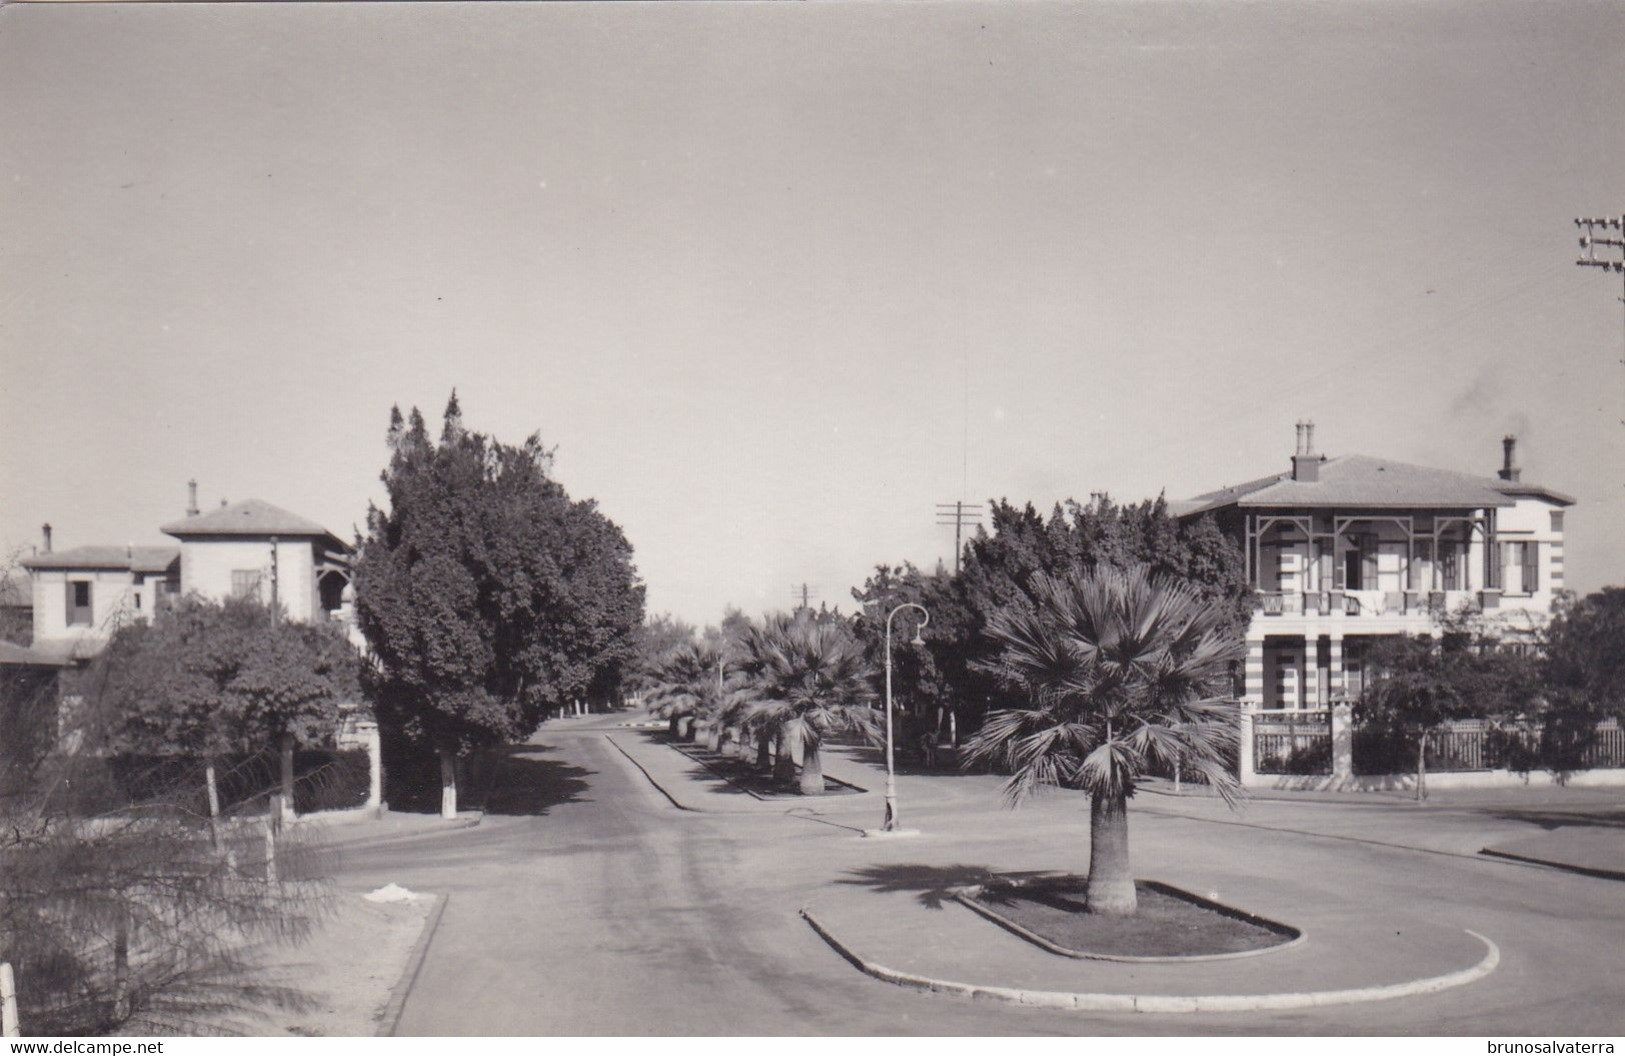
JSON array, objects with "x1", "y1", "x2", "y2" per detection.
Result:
[
  {"x1": 604, "y1": 733, "x2": 699, "y2": 812},
  {"x1": 377, "y1": 892, "x2": 449, "y2": 1037},
  {"x1": 1478, "y1": 847, "x2": 1625, "y2": 882},
  {"x1": 669, "y1": 741, "x2": 870, "y2": 800},
  {"x1": 328, "y1": 813, "x2": 485, "y2": 855},
  {"x1": 800, "y1": 907, "x2": 1500, "y2": 1013}
]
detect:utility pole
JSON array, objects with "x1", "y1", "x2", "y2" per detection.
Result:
[
  {"x1": 1575, "y1": 215, "x2": 1625, "y2": 426},
  {"x1": 935, "y1": 501, "x2": 984, "y2": 575},
  {"x1": 789, "y1": 583, "x2": 819, "y2": 612}
]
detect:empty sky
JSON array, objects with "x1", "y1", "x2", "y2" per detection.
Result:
[{"x1": 2, "y1": 1, "x2": 1622, "y2": 626}]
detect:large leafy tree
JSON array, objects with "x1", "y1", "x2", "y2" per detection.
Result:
[
  {"x1": 354, "y1": 395, "x2": 645, "y2": 815},
  {"x1": 735, "y1": 612, "x2": 879, "y2": 795},
  {"x1": 853, "y1": 495, "x2": 1249, "y2": 746},
  {"x1": 1542, "y1": 587, "x2": 1625, "y2": 716},
  {"x1": 97, "y1": 596, "x2": 357, "y2": 828},
  {"x1": 963, "y1": 565, "x2": 1243, "y2": 916},
  {"x1": 1358, "y1": 602, "x2": 1542, "y2": 797}
]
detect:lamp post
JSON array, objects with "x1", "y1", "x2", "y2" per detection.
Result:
[{"x1": 882, "y1": 602, "x2": 929, "y2": 833}]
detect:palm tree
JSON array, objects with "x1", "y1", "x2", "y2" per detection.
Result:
[
  {"x1": 646, "y1": 641, "x2": 718, "y2": 740},
  {"x1": 962, "y1": 564, "x2": 1243, "y2": 916},
  {"x1": 736, "y1": 613, "x2": 880, "y2": 794}
]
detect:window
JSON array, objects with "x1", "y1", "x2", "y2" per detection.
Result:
[
  {"x1": 66, "y1": 581, "x2": 93, "y2": 625},
  {"x1": 1502, "y1": 541, "x2": 1539, "y2": 594},
  {"x1": 1550, "y1": 511, "x2": 1564, "y2": 533},
  {"x1": 231, "y1": 569, "x2": 263, "y2": 600}
]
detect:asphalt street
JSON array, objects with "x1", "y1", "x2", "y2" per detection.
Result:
[{"x1": 336, "y1": 713, "x2": 1625, "y2": 1036}]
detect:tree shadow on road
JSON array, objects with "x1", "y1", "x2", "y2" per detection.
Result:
[
  {"x1": 1480, "y1": 807, "x2": 1625, "y2": 831},
  {"x1": 835, "y1": 863, "x2": 1061, "y2": 909},
  {"x1": 481, "y1": 743, "x2": 595, "y2": 817}
]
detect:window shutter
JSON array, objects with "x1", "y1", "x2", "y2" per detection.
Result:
[
  {"x1": 1524, "y1": 542, "x2": 1538, "y2": 592},
  {"x1": 65, "y1": 579, "x2": 75, "y2": 623}
]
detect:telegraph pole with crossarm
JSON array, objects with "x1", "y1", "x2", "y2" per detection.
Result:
[
  {"x1": 1575, "y1": 215, "x2": 1625, "y2": 426},
  {"x1": 935, "y1": 501, "x2": 984, "y2": 575}
]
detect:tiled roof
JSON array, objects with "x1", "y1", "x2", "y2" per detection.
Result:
[
  {"x1": 21, "y1": 546, "x2": 180, "y2": 573},
  {"x1": 1176, "y1": 454, "x2": 1567, "y2": 515},
  {"x1": 160, "y1": 499, "x2": 344, "y2": 543}
]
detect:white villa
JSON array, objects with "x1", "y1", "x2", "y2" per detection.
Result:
[
  {"x1": 1173, "y1": 423, "x2": 1574, "y2": 712},
  {"x1": 14, "y1": 482, "x2": 357, "y2": 666}
]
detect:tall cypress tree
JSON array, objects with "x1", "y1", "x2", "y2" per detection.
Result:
[{"x1": 354, "y1": 394, "x2": 645, "y2": 815}]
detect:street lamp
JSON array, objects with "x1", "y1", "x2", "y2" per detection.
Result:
[{"x1": 882, "y1": 602, "x2": 929, "y2": 833}]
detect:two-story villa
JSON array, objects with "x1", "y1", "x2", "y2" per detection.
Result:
[
  {"x1": 14, "y1": 483, "x2": 356, "y2": 666},
  {"x1": 1173, "y1": 423, "x2": 1574, "y2": 711}
]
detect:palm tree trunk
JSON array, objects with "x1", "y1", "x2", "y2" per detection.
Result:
[
  {"x1": 773, "y1": 728, "x2": 796, "y2": 784},
  {"x1": 1085, "y1": 792, "x2": 1137, "y2": 916},
  {"x1": 668, "y1": 715, "x2": 680, "y2": 738},
  {"x1": 706, "y1": 722, "x2": 722, "y2": 752},
  {"x1": 756, "y1": 729, "x2": 772, "y2": 771},
  {"x1": 799, "y1": 742, "x2": 825, "y2": 795}
]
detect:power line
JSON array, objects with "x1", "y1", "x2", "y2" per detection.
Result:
[
  {"x1": 789, "y1": 583, "x2": 819, "y2": 611},
  {"x1": 935, "y1": 501, "x2": 984, "y2": 575}
]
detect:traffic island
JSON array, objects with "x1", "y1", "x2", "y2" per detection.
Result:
[
  {"x1": 801, "y1": 877, "x2": 1500, "y2": 1014},
  {"x1": 955, "y1": 876, "x2": 1302, "y2": 961}
]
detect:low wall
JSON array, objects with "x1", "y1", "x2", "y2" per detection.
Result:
[{"x1": 1242, "y1": 767, "x2": 1625, "y2": 792}]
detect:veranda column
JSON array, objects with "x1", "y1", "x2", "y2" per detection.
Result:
[
  {"x1": 1244, "y1": 636, "x2": 1266, "y2": 704},
  {"x1": 1327, "y1": 635, "x2": 1345, "y2": 702}
]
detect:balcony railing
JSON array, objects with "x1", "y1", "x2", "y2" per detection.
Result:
[{"x1": 1257, "y1": 589, "x2": 1481, "y2": 618}]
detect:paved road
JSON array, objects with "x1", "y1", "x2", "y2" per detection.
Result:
[{"x1": 338, "y1": 715, "x2": 1625, "y2": 1036}]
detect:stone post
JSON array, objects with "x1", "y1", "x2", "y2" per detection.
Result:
[
  {"x1": 1331, "y1": 701, "x2": 1354, "y2": 788},
  {"x1": 1238, "y1": 698, "x2": 1259, "y2": 788},
  {"x1": 359, "y1": 720, "x2": 383, "y2": 817}
]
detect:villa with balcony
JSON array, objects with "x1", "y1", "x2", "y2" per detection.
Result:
[{"x1": 1174, "y1": 423, "x2": 1573, "y2": 714}]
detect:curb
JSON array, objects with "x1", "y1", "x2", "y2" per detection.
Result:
[
  {"x1": 669, "y1": 741, "x2": 870, "y2": 800},
  {"x1": 604, "y1": 734, "x2": 698, "y2": 812},
  {"x1": 800, "y1": 907, "x2": 1500, "y2": 1013},
  {"x1": 1478, "y1": 847, "x2": 1625, "y2": 882},
  {"x1": 951, "y1": 879, "x2": 1306, "y2": 963},
  {"x1": 377, "y1": 892, "x2": 449, "y2": 1037},
  {"x1": 329, "y1": 813, "x2": 485, "y2": 855}
]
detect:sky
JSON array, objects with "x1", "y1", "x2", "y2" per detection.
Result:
[{"x1": 2, "y1": 1, "x2": 1623, "y2": 627}]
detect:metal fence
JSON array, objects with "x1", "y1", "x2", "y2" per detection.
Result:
[{"x1": 1253, "y1": 709, "x2": 1333, "y2": 775}]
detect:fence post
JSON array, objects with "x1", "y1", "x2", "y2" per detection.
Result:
[
  {"x1": 1331, "y1": 701, "x2": 1354, "y2": 788},
  {"x1": 1, "y1": 961, "x2": 19, "y2": 1038},
  {"x1": 360, "y1": 720, "x2": 383, "y2": 817},
  {"x1": 1238, "y1": 698, "x2": 1259, "y2": 788},
  {"x1": 264, "y1": 810, "x2": 278, "y2": 885}
]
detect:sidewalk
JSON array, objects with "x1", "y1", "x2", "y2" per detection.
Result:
[{"x1": 603, "y1": 729, "x2": 878, "y2": 816}]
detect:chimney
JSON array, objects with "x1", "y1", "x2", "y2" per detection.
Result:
[
  {"x1": 1499, "y1": 435, "x2": 1521, "y2": 482},
  {"x1": 41, "y1": 523, "x2": 52, "y2": 553},
  {"x1": 1291, "y1": 419, "x2": 1321, "y2": 482},
  {"x1": 187, "y1": 479, "x2": 200, "y2": 517}
]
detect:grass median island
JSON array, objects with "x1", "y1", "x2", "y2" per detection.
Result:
[{"x1": 968, "y1": 878, "x2": 1297, "y2": 959}]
